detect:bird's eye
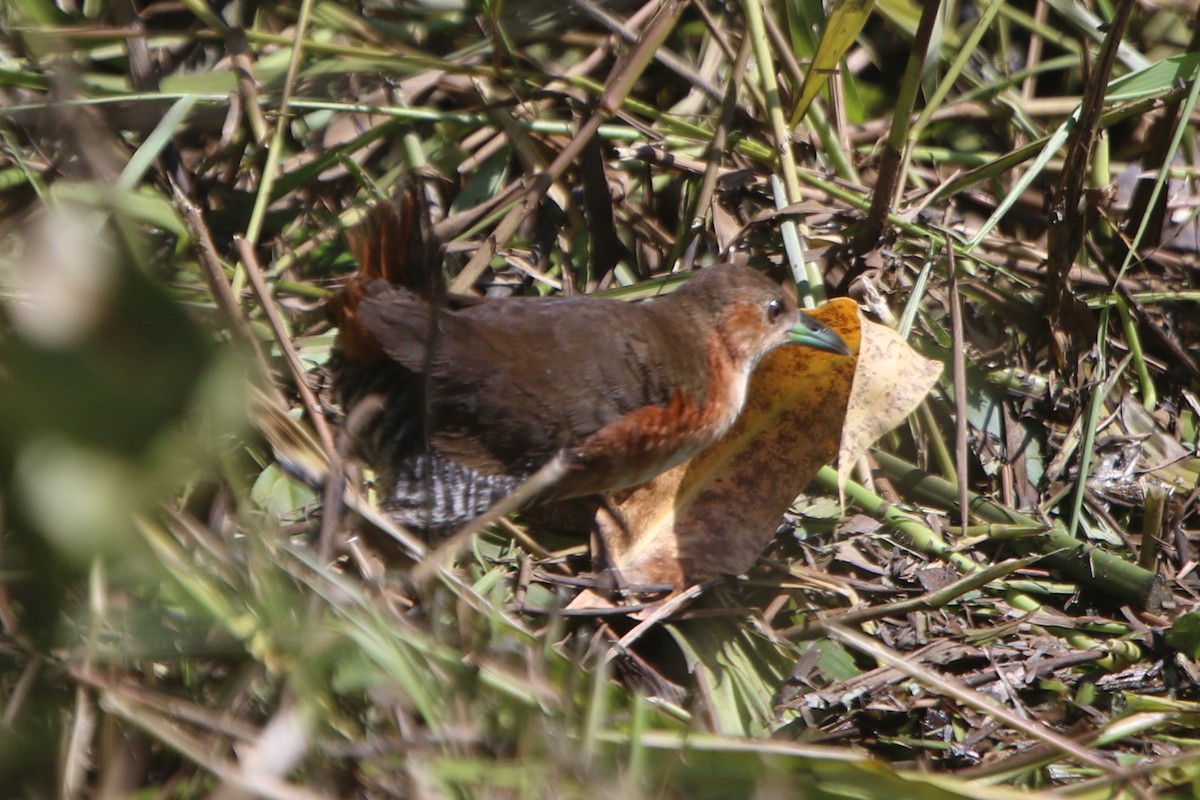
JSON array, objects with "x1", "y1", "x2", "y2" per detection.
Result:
[{"x1": 766, "y1": 298, "x2": 785, "y2": 323}]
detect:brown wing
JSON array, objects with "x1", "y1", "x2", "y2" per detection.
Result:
[{"x1": 355, "y1": 288, "x2": 713, "y2": 470}]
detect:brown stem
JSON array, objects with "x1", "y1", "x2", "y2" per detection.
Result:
[{"x1": 852, "y1": 0, "x2": 942, "y2": 253}]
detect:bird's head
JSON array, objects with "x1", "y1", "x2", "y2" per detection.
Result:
[{"x1": 672, "y1": 266, "x2": 850, "y2": 372}]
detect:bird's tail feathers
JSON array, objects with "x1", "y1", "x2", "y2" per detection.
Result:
[{"x1": 329, "y1": 184, "x2": 441, "y2": 361}]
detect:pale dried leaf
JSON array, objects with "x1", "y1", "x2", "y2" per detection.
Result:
[{"x1": 836, "y1": 319, "x2": 943, "y2": 505}]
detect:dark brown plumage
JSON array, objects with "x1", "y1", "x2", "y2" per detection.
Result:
[{"x1": 330, "y1": 203, "x2": 848, "y2": 531}]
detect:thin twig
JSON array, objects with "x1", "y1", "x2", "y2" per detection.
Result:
[
  {"x1": 450, "y1": 0, "x2": 685, "y2": 292},
  {"x1": 410, "y1": 456, "x2": 570, "y2": 585},
  {"x1": 946, "y1": 223, "x2": 969, "y2": 538},
  {"x1": 823, "y1": 622, "x2": 1123, "y2": 776},
  {"x1": 235, "y1": 237, "x2": 336, "y2": 454},
  {"x1": 676, "y1": 31, "x2": 753, "y2": 268}
]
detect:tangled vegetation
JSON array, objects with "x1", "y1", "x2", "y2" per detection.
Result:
[{"x1": 2, "y1": 0, "x2": 1199, "y2": 796}]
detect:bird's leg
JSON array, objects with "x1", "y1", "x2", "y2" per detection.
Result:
[
  {"x1": 591, "y1": 497, "x2": 675, "y2": 601},
  {"x1": 589, "y1": 499, "x2": 619, "y2": 596},
  {"x1": 592, "y1": 496, "x2": 639, "y2": 601}
]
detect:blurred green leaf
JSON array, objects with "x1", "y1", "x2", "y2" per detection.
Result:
[
  {"x1": 251, "y1": 463, "x2": 317, "y2": 518},
  {"x1": 790, "y1": 0, "x2": 877, "y2": 127},
  {"x1": 1166, "y1": 612, "x2": 1200, "y2": 660}
]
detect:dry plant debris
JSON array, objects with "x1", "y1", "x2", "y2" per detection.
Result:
[{"x1": 0, "y1": 0, "x2": 1199, "y2": 797}]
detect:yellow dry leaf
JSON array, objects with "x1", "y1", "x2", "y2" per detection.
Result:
[
  {"x1": 592, "y1": 298, "x2": 860, "y2": 592},
  {"x1": 576, "y1": 300, "x2": 942, "y2": 604}
]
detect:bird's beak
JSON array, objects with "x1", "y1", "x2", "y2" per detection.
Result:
[{"x1": 788, "y1": 313, "x2": 851, "y2": 356}]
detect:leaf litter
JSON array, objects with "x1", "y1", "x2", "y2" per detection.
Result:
[{"x1": 1, "y1": 0, "x2": 1200, "y2": 796}]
